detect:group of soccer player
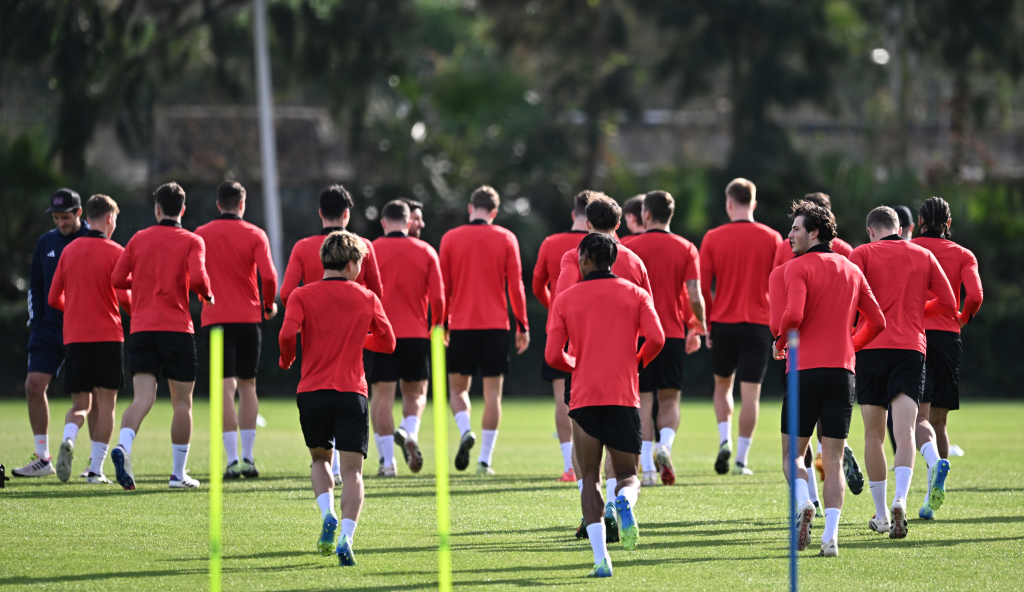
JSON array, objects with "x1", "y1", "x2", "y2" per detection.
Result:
[{"x1": 14, "y1": 175, "x2": 982, "y2": 576}]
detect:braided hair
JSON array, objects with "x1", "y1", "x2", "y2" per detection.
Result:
[
  {"x1": 919, "y1": 197, "x2": 952, "y2": 238},
  {"x1": 578, "y1": 233, "x2": 618, "y2": 270}
]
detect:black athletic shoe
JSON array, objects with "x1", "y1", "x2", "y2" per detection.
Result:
[
  {"x1": 575, "y1": 516, "x2": 587, "y2": 539},
  {"x1": 240, "y1": 459, "x2": 259, "y2": 478},
  {"x1": 604, "y1": 503, "x2": 620, "y2": 543},
  {"x1": 843, "y1": 445, "x2": 864, "y2": 495},
  {"x1": 714, "y1": 441, "x2": 731, "y2": 475},
  {"x1": 223, "y1": 460, "x2": 241, "y2": 479},
  {"x1": 394, "y1": 427, "x2": 411, "y2": 464},
  {"x1": 454, "y1": 431, "x2": 476, "y2": 472}
]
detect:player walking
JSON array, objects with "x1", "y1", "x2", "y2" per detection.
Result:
[
  {"x1": 620, "y1": 195, "x2": 646, "y2": 243},
  {"x1": 401, "y1": 198, "x2": 426, "y2": 238},
  {"x1": 279, "y1": 230, "x2": 396, "y2": 566},
  {"x1": 195, "y1": 182, "x2": 279, "y2": 480},
  {"x1": 772, "y1": 193, "x2": 853, "y2": 267},
  {"x1": 110, "y1": 183, "x2": 215, "y2": 490}
]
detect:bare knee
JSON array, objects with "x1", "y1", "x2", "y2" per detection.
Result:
[{"x1": 25, "y1": 374, "x2": 49, "y2": 398}]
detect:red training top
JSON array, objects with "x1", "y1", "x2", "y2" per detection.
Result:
[
  {"x1": 626, "y1": 230, "x2": 701, "y2": 339},
  {"x1": 280, "y1": 228, "x2": 382, "y2": 308},
  {"x1": 700, "y1": 221, "x2": 782, "y2": 326},
  {"x1": 775, "y1": 245, "x2": 886, "y2": 371},
  {"x1": 111, "y1": 220, "x2": 212, "y2": 334},
  {"x1": 545, "y1": 271, "x2": 665, "y2": 409},
  {"x1": 553, "y1": 242, "x2": 652, "y2": 305},
  {"x1": 911, "y1": 233, "x2": 984, "y2": 332},
  {"x1": 768, "y1": 263, "x2": 788, "y2": 339},
  {"x1": 849, "y1": 236, "x2": 957, "y2": 353},
  {"x1": 773, "y1": 236, "x2": 853, "y2": 268},
  {"x1": 532, "y1": 230, "x2": 588, "y2": 309},
  {"x1": 195, "y1": 214, "x2": 278, "y2": 326},
  {"x1": 439, "y1": 220, "x2": 529, "y2": 332},
  {"x1": 278, "y1": 278, "x2": 396, "y2": 396},
  {"x1": 373, "y1": 232, "x2": 445, "y2": 339},
  {"x1": 619, "y1": 233, "x2": 640, "y2": 247},
  {"x1": 49, "y1": 230, "x2": 132, "y2": 344}
]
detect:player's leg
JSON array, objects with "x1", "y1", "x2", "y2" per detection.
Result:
[
  {"x1": 222, "y1": 376, "x2": 241, "y2": 477},
  {"x1": 735, "y1": 381, "x2": 761, "y2": 474},
  {"x1": 638, "y1": 390, "x2": 657, "y2": 485},
  {"x1": 712, "y1": 374, "x2": 734, "y2": 473},
  {"x1": 888, "y1": 392, "x2": 917, "y2": 538},
  {"x1": 553, "y1": 378, "x2": 576, "y2": 481},
  {"x1": 446, "y1": 330, "x2": 476, "y2": 471},
  {"x1": 819, "y1": 437, "x2": 845, "y2": 556},
  {"x1": 88, "y1": 387, "x2": 117, "y2": 483},
  {"x1": 477, "y1": 375, "x2": 503, "y2": 474},
  {"x1": 335, "y1": 390, "x2": 369, "y2": 565},
  {"x1": 734, "y1": 326, "x2": 772, "y2": 474},
  {"x1": 655, "y1": 388, "x2": 680, "y2": 485},
  {"x1": 780, "y1": 378, "x2": 815, "y2": 553},
  {"x1": 930, "y1": 407, "x2": 951, "y2": 459},
  {"x1": 608, "y1": 444, "x2": 641, "y2": 552},
  {"x1": 236, "y1": 378, "x2": 259, "y2": 476},
  {"x1": 915, "y1": 400, "x2": 941, "y2": 517},
  {"x1": 15, "y1": 371, "x2": 55, "y2": 476},
  {"x1": 371, "y1": 380, "x2": 398, "y2": 476},
  {"x1": 398, "y1": 379, "x2": 427, "y2": 473},
  {"x1": 56, "y1": 391, "x2": 91, "y2": 482},
  {"x1": 168, "y1": 378, "x2": 199, "y2": 488},
  {"x1": 82, "y1": 403, "x2": 99, "y2": 477},
  {"x1": 805, "y1": 444, "x2": 822, "y2": 517},
  {"x1": 860, "y1": 403, "x2": 890, "y2": 532},
  {"x1": 309, "y1": 446, "x2": 338, "y2": 556},
  {"x1": 572, "y1": 419, "x2": 612, "y2": 577}
]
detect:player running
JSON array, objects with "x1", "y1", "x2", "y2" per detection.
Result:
[
  {"x1": 110, "y1": 182, "x2": 215, "y2": 490},
  {"x1": 911, "y1": 197, "x2": 983, "y2": 519},
  {"x1": 700, "y1": 178, "x2": 782, "y2": 475},
  {"x1": 195, "y1": 182, "x2": 279, "y2": 480},
  {"x1": 48, "y1": 195, "x2": 131, "y2": 484},
  {"x1": 369, "y1": 200, "x2": 445, "y2": 476},
  {"x1": 545, "y1": 233, "x2": 665, "y2": 577},
  {"x1": 14, "y1": 189, "x2": 93, "y2": 478},
  {"x1": 772, "y1": 193, "x2": 853, "y2": 267},
  {"x1": 278, "y1": 230, "x2": 396, "y2": 566},
  {"x1": 772, "y1": 200, "x2": 885, "y2": 557},
  {"x1": 626, "y1": 191, "x2": 705, "y2": 486},
  {"x1": 440, "y1": 186, "x2": 530, "y2": 475},
  {"x1": 849, "y1": 206, "x2": 956, "y2": 539}
]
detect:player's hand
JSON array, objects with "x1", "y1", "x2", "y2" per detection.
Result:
[
  {"x1": 772, "y1": 341, "x2": 786, "y2": 361},
  {"x1": 202, "y1": 294, "x2": 215, "y2": 307},
  {"x1": 515, "y1": 330, "x2": 530, "y2": 354},
  {"x1": 444, "y1": 329, "x2": 450, "y2": 347},
  {"x1": 264, "y1": 303, "x2": 278, "y2": 320},
  {"x1": 705, "y1": 334, "x2": 713, "y2": 349},
  {"x1": 685, "y1": 330, "x2": 701, "y2": 354},
  {"x1": 278, "y1": 356, "x2": 290, "y2": 369}
]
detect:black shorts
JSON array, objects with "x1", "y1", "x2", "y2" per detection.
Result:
[
  {"x1": 855, "y1": 349, "x2": 926, "y2": 407},
  {"x1": 710, "y1": 322, "x2": 774, "y2": 383},
  {"x1": 128, "y1": 331, "x2": 197, "y2": 382},
  {"x1": 27, "y1": 328, "x2": 65, "y2": 375},
  {"x1": 206, "y1": 323, "x2": 261, "y2": 380},
  {"x1": 923, "y1": 330, "x2": 962, "y2": 411},
  {"x1": 781, "y1": 368, "x2": 855, "y2": 439},
  {"x1": 541, "y1": 360, "x2": 570, "y2": 382},
  {"x1": 569, "y1": 405, "x2": 642, "y2": 455},
  {"x1": 639, "y1": 337, "x2": 686, "y2": 392},
  {"x1": 296, "y1": 390, "x2": 369, "y2": 457},
  {"x1": 447, "y1": 329, "x2": 509, "y2": 377},
  {"x1": 64, "y1": 342, "x2": 125, "y2": 393},
  {"x1": 371, "y1": 338, "x2": 430, "y2": 383}
]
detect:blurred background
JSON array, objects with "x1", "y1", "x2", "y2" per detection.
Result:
[{"x1": 2, "y1": 0, "x2": 1022, "y2": 400}]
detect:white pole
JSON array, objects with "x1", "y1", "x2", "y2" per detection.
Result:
[{"x1": 253, "y1": 0, "x2": 284, "y2": 281}]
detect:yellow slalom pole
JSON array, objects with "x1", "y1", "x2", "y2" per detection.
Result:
[
  {"x1": 209, "y1": 327, "x2": 224, "y2": 592},
  {"x1": 430, "y1": 326, "x2": 452, "y2": 592}
]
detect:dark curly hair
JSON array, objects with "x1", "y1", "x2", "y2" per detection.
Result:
[
  {"x1": 578, "y1": 233, "x2": 617, "y2": 270},
  {"x1": 789, "y1": 200, "x2": 837, "y2": 248},
  {"x1": 919, "y1": 196, "x2": 952, "y2": 239}
]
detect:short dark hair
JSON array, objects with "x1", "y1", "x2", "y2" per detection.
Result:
[
  {"x1": 726, "y1": 178, "x2": 755, "y2": 205},
  {"x1": 382, "y1": 199, "x2": 410, "y2": 223},
  {"x1": 320, "y1": 184, "x2": 354, "y2": 219},
  {"x1": 573, "y1": 190, "x2": 601, "y2": 217},
  {"x1": 400, "y1": 198, "x2": 423, "y2": 212},
  {"x1": 86, "y1": 194, "x2": 119, "y2": 220},
  {"x1": 320, "y1": 230, "x2": 367, "y2": 270},
  {"x1": 623, "y1": 195, "x2": 644, "y2": 222},
  {"x1": 894, "y1": 205, "x2": 914, "y2": 228},
  {"x1": 919, "y1": 197, "x2": 952, "y2": 238},
  {"x1": 217, "y1": 181, "x2": 246, "y2": 210},
  {"x1": 470, "y1": 186, "x2": 500, "y2": 211},
  {"x1": 578, "y1": 233, "x2": 617, "y2": 270},
  {"x1": 803, "y1": 192, "x2": 831, "y2": 210},
  {"x1": 643, "y1": 190, "x2": 674, "y2": 224},
  {"x1": 585, "y1": 194, "x2": 621, "y2": 231},
  {"x1": 789, "y1": 200, "x2": 837, "y2": 248},
  {"x1": 154, "y1": 182, "x2": 186, "y2": 215},
  {"x1": 866, "y1": 206, "x2": 899, "y2": 232}
]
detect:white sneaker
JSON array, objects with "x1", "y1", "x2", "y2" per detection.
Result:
[
  {"x1": 640, "y1": 470, "x2": 658, "y2": 487},
  {"x1": 333, "y1": 473, "x2": 343, "y2": 486},
  {"x1": 378, "y1": 463, "x2": 397, "y2": 478},
  {"x1": 868, "y1": 514, "x2": 890, "y2": 534},
  {"x1": 948, "y1": 444, "x2": 965, "y2": 457},
  {"x1": 169, "y1": 472, "x2": 201, "y2": 489},
  {"x1": 889, "y1": 499, "x2": 908, "y2": 539},
  {"x1": 56, "y1": 438, "x2": 75, "y2": 482},
  {"x1": 796, "y1": 501, "x2": 815, "y2": 551},
  {"x1": 12, "y1": 454, "x2": 56, "y2": 477},
  {"x1": 819, "y1": 538, "x2": 838, "y2": 557},
  {"x1": 732, "y1": 462, "x2": 754, "y2": 476},
  {"x1": 86, "y1": 472, "x2": 112, "y2": 484}
]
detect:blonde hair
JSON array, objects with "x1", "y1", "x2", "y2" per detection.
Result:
[
  {"x1": 320, "y1": 230, "x2": 367, "y2": 270},
  {"x1": 86, "y1": 194, "x2": 120, "y2": 220}
]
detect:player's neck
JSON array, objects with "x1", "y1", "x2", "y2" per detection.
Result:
[
  {"x1": 728, "y1": 208, "x2": 754, "y2": 223},
  {"x1": 322, "y1": 219, "x2": 346, "y2": 229},
  {"x1": 592, "y1": 229, "x2": 616, "y2": 238},
  {"x1": 469, "y1": 213, "x2": 493, "y2": 224},
  {"x1": 646, "y1": 221, "x2": 670, "y2": 232},
  {"x1": 570, "y1": 217, "x2": 588, "y2": 232},
  {"x1": 156, "y1": 215, "x2": 181, "y2": 224}
]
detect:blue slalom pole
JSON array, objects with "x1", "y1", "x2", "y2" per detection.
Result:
[{"x1": 787, "y1": 330, "x2": 800, "y2": 592}]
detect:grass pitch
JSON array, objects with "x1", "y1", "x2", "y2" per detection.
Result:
[{"x1": 1, "y1": 397, "x2": 1022, "y2": 591}]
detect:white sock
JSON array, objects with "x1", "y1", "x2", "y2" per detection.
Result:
[
  {"x1": 223, "y1": 431, "x2": 239, "y2": 465},
  {"x1": 316, "y1": 491, "x2": 334, "y2": 518},
  {"x1": 404, "y1": 416, "x2": 421, "y2": 438},
  {"x1": 374, "y1": 433, "x2": 383, "y2": 462},
  {"x1": 605, "y1": 478, "x2": 617, "y2": 503},
  {"x1": 560, "y1": 442, "x2": 574, "y2": 472},
  {"x1": 90, "y1": 441, "x2": 109, "y2": 474},
  {"x1": 822, "y1": 508, "x2": 841, "y2": 543},
  {"x1": 171, "y1": 444, "x2": 190, "y2": 478},
  {"x1": 586, "y1": 522, "x2": 609, "y2": 566},
  {"x1": 817, "y1": 441, "x2": 822, "y2": 454},
  {"x1": 894, "y1": 466, "x2": 913, "y2": 503},
  {"x1": 920, "y1": 441, "x2": 940, "y2": 469},
  {"x1": 923, "y1": 464, "x2": 933, "y2": 505},
  {"x1": 479, "y1": 429, "x2": 498, "y2": 465},
  {"x1": 736, "y1": 436, "x2": 752, "y2": 467},
  {"x1": 808, "y1": 465, "x2": 820, "y2": 505},
  {"x1": 620, "y1": 483, "x2": 639, "y2": 508},
  {"x1": 34, "y1": 434, "x2": 49, "y2": 459},
  {"x1": 659, "y1": 427, "x2": 676, "y2": 452},
  {"x1": 870, "y1": 480, "x2": 888, "y2": 520},
  {"x1": 640, "y1": 441, "x2": 655, "y2": 472},
  {"x1": 381, "y1": 435, "x2": 395, "y2": 468},
  {"x1": 118, "y1": 428, "x2": 136, "y2": 455},
  {"x1": 717, "y1": 422, "x2": 730, "y2": 445},
  {"x1": 340, "y1": 518, "x2": 357, "y2": 543},
  {"x1": 577, "y1": 479, "x2": 583, "y2": 494},
  {"x1": 454, "y1": 411, "x2": 471, "y2": 436},
  {"x1": 332, "y1": 450, "x2": 341, "y2": 476},
  {"x1": 795, "y1": 478, "x2": 811, "y2": 506},
  {"x1": 61, "y1": 423, "x2": 80, "y2": 444},
  {"x1": 240, "y1": 429, "x2": 256, "y2": 461}
]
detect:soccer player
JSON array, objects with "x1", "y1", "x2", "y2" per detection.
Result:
[
  {"x1": 532, "y1": 191, "x2": 592, "y2": 482},
  {"x1": 440, "y1": 186, "x2": 529, "y2": 475},
  {"x1": 110, "y1": 182, "x2": 215, "y2": 490},
  {"x1": 370, "y1": 200, "x2": 444, "y2": 476},
  {"x1": 911, "y1": 197, "x2": 983, "y2": 519},
  {"x1": 849, "y1": 206, "x2": 956, "y2": 539},
  {"x1": 401, "y1": 198, "x2": 426, "y2": 239},
  {"x1": 895, "y1": 205, "x2": 915, "y2": 239},
  {"x1": 195, "y1": 181, "x2": 279, "y2": 479},
  {"x1": 772, "y1": 193, "x2": 853, "y2": 267},
  {"x1": 700, "y1": 178, "x2": 782, "y2": 475},
  {"x1": 627, "y1": 191, "x2": 705, "y2": 486},
  {"x1": 278, "y1": 230, "x2": 396, "y2": 566},
  {"x1": 620, "y1": 195, "x2": 646, "y2": 243},
  {"x1": 14, "y1": 189, "x2": 93, "y2": 478},
  {"x1": 48, "y1": 195, "x2": 131, "y2": 484},
  {"x1": 772, "y1": 200, "x2": 885, "y2": 557},
  {"x1": 545, "y1": 233, "x2": 665, "y2": 577}
]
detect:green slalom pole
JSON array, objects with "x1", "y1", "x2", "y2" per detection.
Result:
[
  {"x1": 209, "y1": 327, "x2": 224, "y2": 592},
  {"x1": 430, "y1": 326, "x2": 452, "y2": 592}
]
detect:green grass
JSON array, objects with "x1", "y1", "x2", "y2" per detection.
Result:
[{"x1": 1, "y1": 397, "x2": 1022, "y2": 591}]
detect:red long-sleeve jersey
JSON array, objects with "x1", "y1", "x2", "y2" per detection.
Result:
[
  {"x1": 700, "y1": 221, "x2": 782, "y2": 326},
  {"x1": 775, "y1": 246, "x2": 886, "y2": 371},
  {"x1": 768, "y1": 263, "x2": 788, "y2": 339},
  {"x1": 849, "y1": 236, "x2": 957, "y2": 354},
  {"x1": 278, "y1": 278, "x2": 396, "y2": 396},
  {"x1": 439, "y1": 221, "x2": 529, "y2": 332},
  {"x1": 545, "y1": 271, "x2": 665, "y2": 409},
  {"x1": 48, "y1": 230, "x2": 131, "y2": 344},
  {"x1": 773, "y1": 236, "x2": 853, "y2": 268},
  {"x1": 111, "y1": 220, "x2": 212, "y2": 334},
  {"x1": 619, "y1": 233, "x2": 640, "y2": 247},
  {"x1": 625, "y1": 230, "x2": 700, "y2": 339},
  {"x1": 195, "y1": 215, "x2": 278, "y2": 326},
  {"x1": 911, "y1": 233, "x2": 984, "y2": 332},
  {"x1": 280, "y1": 228, "x2": 382, "y2": 308},
  {"x1": 532, "y1": 230, "x2": 588, "y2": 309},
  {"x1": 373, "y1": 233, "x2": 445, "y2": 339},
  {"x1": 553, "y1": 242, "x2": 651, "y2": 305}
]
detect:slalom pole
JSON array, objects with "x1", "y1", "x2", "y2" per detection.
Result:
[
  {"x1": 787, "y1": 330, "x2": 800, "y2": 592},
  {"x1": 209, "y1": 327, "x2": 224, "y2": 592},
  {"x1": 430, "y1": 326, "x2": 452, "y2": 592}
]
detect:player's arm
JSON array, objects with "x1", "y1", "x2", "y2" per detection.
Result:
[
  {"x1": 543, "y1": 301, "x2": 574, "y2": 372},
  {"x1": 28, "y1": 239, "x2": 45, "y2": 327},
  {"x1": 255, "y1": 230, "x2": 279, "y2": 318},
  {"x1": 364, "y1": 294, "x2": 397, "y2": 354},
  {"x1": 47, "y1": 258, "x2": 66, "y2": 312},
  {"x1": 111, "y1": 241, "x2": 133, "y2": 290},
  {"x1": 439, "y1": 234, "x2": 453, "y2": 328},
  {"x1": 853, "y1": 276, "x2": 886, "y2": 350},
  {"x1": 427, "y1": 250, "x2": 446, "y2": 328},
  {"x1": 362, "y1": 241, "x2": 384, "y2": 300},
  {"x1": 505, "y1": 234, "x2": 530, "y2": 353},
  {"x1": 188, "y1": 235, "x2": 214, "y2": 306},
  {"x1": 278, "y1": 293, "x2": 304, "y2": 369},
  {"x1": 532, "y1": 242, "x2": 551, "y2": 309},
  {"x1": 775, "y1": 266, "x2": 808, "y2": 358},
  {"x1": 116, "y1": 287, "x2": 132, "y2": 316},
  {"x1": 554, "y1": 249, "x2": 580, "y2": 301},
  {"x1": 959, "y1": 252, "x2": 983, "y2": 327},
  {"x1": 923, "y1": 253, "x2": 956, "y2": 319},
  {"x1": 698, "y1": 239, "x2": 715, "y2": 344},
  {"x1": 280, "y1": 244, "x2": 303, "y2": 309},
  {"x1": 637, "y1": 289, "x2": 666, "y2": 368}
]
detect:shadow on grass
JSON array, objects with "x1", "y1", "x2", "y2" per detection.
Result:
[
  {"x1": 0, "y1": 568, "x2": 207, "y2": 587},
  {"x1": 840, "y1": 534, "x2": 1024, "y2": 549}
]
